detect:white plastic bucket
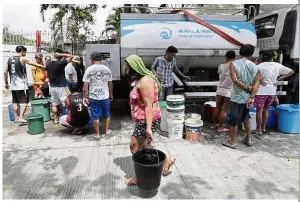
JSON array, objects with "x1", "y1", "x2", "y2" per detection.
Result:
[
  {"x1": 167, "y1": 105, "x2": 185, "y2": 122},
  {"x1": 185, "y1": 113, "x2": 201, "y2": 121},
  {"x1": 166, "y1": 95, "x2": 185, "y2": 106},
  {"x1": 168, "y1": 120, "x2": 184, "y2": 139},
  {"x1": 185, "y1": 118, "x2": 203, "y2": 141},
  {"x1": 160, "y1": 102, "x2": 168, "y2": 132},
  {"x1": 242, "y1": 112, "x2": 256, "y2": 131}
]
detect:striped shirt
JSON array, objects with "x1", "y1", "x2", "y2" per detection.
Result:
[{"x1": 152, "y1": 56, "x2": 179, "y2": 88}]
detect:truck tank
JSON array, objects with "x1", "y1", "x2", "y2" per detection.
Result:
[{"x1": 120, "y1": 13, "x2": 258, "y2": 77}]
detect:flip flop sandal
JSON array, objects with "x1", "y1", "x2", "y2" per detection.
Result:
[
  {"x1": 217, "y1": 128, "x2": 229, "y2": 132},
  {"x1": 222, "y1": 140, "x2": 237, "y2": 149},
  {"x1": 243, "y1": 137, "x2": 252, "y2": 146},
  {"x1": 105, "y1": 129, "x2": 112, "y2": 136},
  {"x1": 210, "y1": 125, "x2": 218, "y2": 130},
  {"x1": 93, "y1": 134, "x2": 101, "y2": 139},
  {"x1": 18, "y1": 121, "x2": 28, "y2": 126},
  {"x1": 53, "y1": 120, "x2": 59, "y2": 124},
  {"x1": 162, "y1": 158, "x2": 176, "y2": 176},
  {"x1": 14, "y1": 119, "x2": 19, "y2": 123},
  {"x1": 262, "y1": 130, "x2": 268, "y2": 134},
  {"x1": 72, "y1": 129, "x2": 84, "y2": 135}
]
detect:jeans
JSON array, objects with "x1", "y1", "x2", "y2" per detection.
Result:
[{"x1": 159, "y1": 86, "x2": 173, "y2": 101}]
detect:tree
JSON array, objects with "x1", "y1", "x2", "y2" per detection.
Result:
[
  {"x1": 102, "y1": 5, "x2": 150, "y2": 43},
  {"x1": 40, "y1": 4, "x2": 98, "y2": 52}
]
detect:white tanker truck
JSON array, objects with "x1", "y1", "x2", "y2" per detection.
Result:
[
  {"x1": 84, "y1": 8, "x2": 291, "y2": 100},
  {"x1": 253, "y1": 4, "x2": 299, "y2": 104}
]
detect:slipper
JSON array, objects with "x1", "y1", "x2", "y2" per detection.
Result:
[
  {"x1": 210, "y1": 124, "x2": 218, "y2": 130},
  {"x1": 93, "y1": 134, "x2": 101, "y2": 139},
  {"x1": 243, "y1": 137, "x2": 252, "y2": 146},
  {"x1": 18, "y1": 119, "x2": 27, "y2": 126},
  {"x1": 262, "y1": 130, "x2": 268, "y2": 134},
  {"x1": 222, "y1": 140, "x2": 237, "y2": 149},
  {"x1": 162, "y1": 157, "x2": 176, "y2": 176},
  {"x1": 53, "y1": 120, "x2": 59, "y2": 124},
  {"x1": 14, "y1": 119, "x2": 19, "y2": 123},
  {"x1": 217, "y1": 127, "x2": 229, "y2": 132},
  {"x1": 105, "y1": 129, "x2": 112, "y2": 136},
  {"x1": 72, "y1": 129, "x2": 83, "y2": 135}
]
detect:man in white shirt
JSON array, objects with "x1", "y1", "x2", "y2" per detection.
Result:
[
  {"x1": 254, "y1": 51, "x2": 294, "y2": 135},
  {"x1": 82, "y1": 52, "x2": 113, "y2": 139},
  {"x1": 65, "y1": 55, "x2": 81, "y2": 91}
]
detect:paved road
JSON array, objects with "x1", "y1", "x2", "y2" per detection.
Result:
[{"x1": 2, "y1": 103, "x2": 299, "y2": 199}]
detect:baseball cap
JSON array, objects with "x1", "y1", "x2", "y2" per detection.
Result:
[
  {"x1": 90, "y1": 51, "x2": 101, "y2": 61},
  {"x1": 72, "y1": 55, "x2": 81, "y2": 64}
]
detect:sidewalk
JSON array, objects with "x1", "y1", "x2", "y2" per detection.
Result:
[{"x1": 2, "y1": 101, "x2": 299, "y2": 199}]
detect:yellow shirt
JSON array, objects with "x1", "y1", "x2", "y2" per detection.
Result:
[{"x1": 31, "y1": 66, "x2": 45, "y2": 85}]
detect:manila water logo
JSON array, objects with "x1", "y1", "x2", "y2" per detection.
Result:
[{"x1": 160, "y1": 27, "x2": 172, "y2": 40}]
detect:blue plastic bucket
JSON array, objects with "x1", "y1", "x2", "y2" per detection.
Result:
[
  {"x1": 8, "y1": 104, "x2": 20, "y2": 122},
  {"x1": 278, "y1": 104, "x2": 299, "y2": 134},
  {"x1": 266, "y1": 106, "x2": 276, "y2": 128},
  {"x1": 249, "y1": 107, "x2": 256, "y2": 113}
]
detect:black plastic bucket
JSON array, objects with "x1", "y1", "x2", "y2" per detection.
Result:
[{"x1": 132, "y1": 149, "x2": 166, "y2": 190}]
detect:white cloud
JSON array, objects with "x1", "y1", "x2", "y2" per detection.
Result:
[{"x1": 2, "y1": 4, "x2": 113, "y2": 38}]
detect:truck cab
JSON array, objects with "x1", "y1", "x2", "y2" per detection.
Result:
[{"x1": 253, "y1": 5, "x2": 299, "y2": 104}]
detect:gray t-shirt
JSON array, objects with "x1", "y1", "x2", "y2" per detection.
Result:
[
  {"x1": 82, "y1": 64, "x2": 112, "y2": 100},
  {"x1": 216, "y1": 63, "x2": 233, "y2": 98}
]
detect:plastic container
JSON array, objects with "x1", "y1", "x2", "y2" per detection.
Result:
[
  {"x1": 185, "y1": 118, "x2": 203, "y2": 141},
  {"x1": 31, "y1": 98, "x2": 50, "y2": 122},
  {"x1": 8, "y1": 104, "x2": 20, "y2": 122},
  {"x1": 204, "y1": 101, "x2": 216, "y2": 122},
  {"x1": 133, "y1": 149, "x2": 166, "y2": 190},
  {"x1": 266, "y1": 106, "x2": 276, "y2": 128},
  {"x1": 167, "y1": 105, "x2": 185, "y2": 122},
  {"x1": 159, "y1": 101, "x2": 168, "y2": 132},
  {"x1": 242, "y1": 111, "x2": 256, "y2": 131},
  {"x1": 278, "y1": 104, "x2": 299, "y2": 134},
  {"x1": 168, "y1": 120, "x2": 184, "y2": 139},
  {"x1": 166, "y1": 95, "x2": 185, "y2": 106},
  {"x1": 25, "y1": 113, "x2": 45, "y2": 135},
  {"x1": 185, "y1": 113, "x2": 201, "y2": 121},
  {"x1": 27, "y1": 85, "x2": 35, "y2": 100}
]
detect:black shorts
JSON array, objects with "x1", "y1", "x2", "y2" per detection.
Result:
[
  {"x1": 227, "y1": 101, "x2": 251, "y2": 126},
  {"x1": 12, "y1": 90, "x2": 29, "y2": 104},
  {"x1": 132, "y1": 119, "x2": 161, "y2": 139}
]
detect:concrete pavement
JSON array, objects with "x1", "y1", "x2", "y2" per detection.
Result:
[{"x1": 2, "y1": 99, "x2": 299, "y2": 199}]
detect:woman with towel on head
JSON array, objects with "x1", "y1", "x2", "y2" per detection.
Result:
[{"x1": 125, "y1": 55, "x2": 176, "y2": 186}]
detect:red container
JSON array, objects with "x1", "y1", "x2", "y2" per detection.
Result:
[{"x1": 204, "y1": 101, "x2": 217, "y2": 122}]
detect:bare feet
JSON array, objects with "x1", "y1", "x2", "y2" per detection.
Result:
[
  {"x1": 126, "y1": 177, "x2": 137, "y2": 186},
  {"x1": 162, "y1": 157, "x2": 176, "y2": 175}
]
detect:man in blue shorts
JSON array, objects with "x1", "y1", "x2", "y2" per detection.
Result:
[
  {"x1": 83, "y1": 52, "x2": 113, "y2": 139},
  {"x1": 222, "y1": 44, "x2": 261, "y2": 149}
]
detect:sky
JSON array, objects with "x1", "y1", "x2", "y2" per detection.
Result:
[{"x1": 2, "y1": 4, "x2": 113, "y2": 38}]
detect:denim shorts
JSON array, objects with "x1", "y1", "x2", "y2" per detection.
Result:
[{"x1": 89, "y1": 98, "x2": 110, "y2": 119}]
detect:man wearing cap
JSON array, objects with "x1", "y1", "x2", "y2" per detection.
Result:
[
  {"x1": 83, "y1": 51, "x2": 113, "y2": 139},
  {"x1": 45, "y1": 49, "x2": 73, "y2": 124},
  {"x1": 31, "y1": 53, "x2": 46, "y2": 98},
  {"x1": 65, "y1": 55, "x2": 81, "y2": 92}
]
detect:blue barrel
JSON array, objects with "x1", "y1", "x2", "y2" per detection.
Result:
[
  {"x1": 8, "y1": 104, "x2": 20, "y2": 122},
  {"x1": 266, "y1": 106, "x2": 276, "y2": 128},
  {"x1": 278, "y1": 104, "x2": 299, "y2": 134}
]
